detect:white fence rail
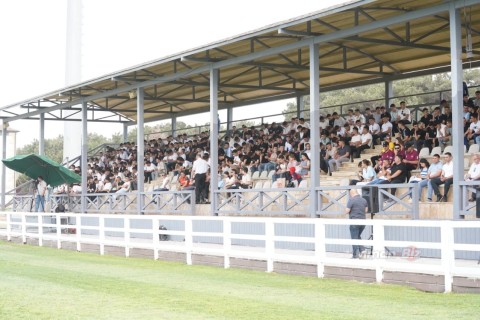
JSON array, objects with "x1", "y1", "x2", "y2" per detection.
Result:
[{"x1": 0, "y1": 212, "x2": 479, "y2": 293}]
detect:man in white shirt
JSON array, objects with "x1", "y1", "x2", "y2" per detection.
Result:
[
  {"x1": 429, "y1": 152, "x2": 453, "y2": 202},
  {"x1": 144, "y1": 161, "x2": 157, "y2": 184},
  {"x1": 465, "y1": 154, "x2": 480, "y2": 201},
  {"x1": 191, "y1": 153, "x2": 210, "y2": 204},
  {"x1": 368, "y1": 117, "x2": 380, "y2": 146},
  {"x1": 35, "y1": 176, "x2": 47, "y2": 212},
  {"x1": 398, "y1": 101, "x2": 411, "y2": 124},
  {"x1": 319, "y1": 116, "x2": 329, "y2": 131},
  {"x1": 349, "y1": 127, "x2": 362, "y2": 161},
  {"x1": 333, "y1": 112, "x2": 346, "y2": 127},
  {"x1": 379, "y1": 116, "x2": 393, "y2": 140},
  {"x1": 354, "y1": 109, "x2": 366, "y2": 125},
  {"x1": 355, "y1": 126, "x2": 373, "y2": 158}
]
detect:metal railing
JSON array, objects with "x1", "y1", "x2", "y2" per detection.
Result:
[
  {"x1": 460, "y1": 180, "x2": 480, "y2": 218},
  {"x1": 30, "y1": 190, "x2": 197, "y2": 215},
  {"x1": 316, "y1": 184, "x2": 420, "y2": 219},
  {"x1": 214, "y1": 187, "x2": 309, "y2": 216},
  {"x1": 1, "y1": 212, "x2": 479, "y2": 293}
]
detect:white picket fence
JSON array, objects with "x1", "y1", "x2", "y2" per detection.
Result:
[{"x1": 0, "y1": 212, "x2": 479, "y2": 293}]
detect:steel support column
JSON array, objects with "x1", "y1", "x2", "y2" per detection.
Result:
[
  {"x1": 226, "y1": 107, "x2": 233, "y2": 135},
  {"x1": 136, "y1": 88, "x2": 145, "y2": 215},
  {"x1": 449, "y1": 5, "x2": 463, "y2": 220},
  {"x1": 0, "y1": 121, "x2": 6, "y2": 210},
  {"x1": 39, "y1": 113, "x2": 45, "y2": 156},
  {"x1": 172, "y1": 115, "x2": 177, "y2": 137},
  {"x1": 297, "y1": 95, "x2": 305, "y2": 119},
  {"x1": 81, "y1": 102, "x2": 88, "y2": 213},
  {"x1": 123, "y1": 123, "x2": 129, "y2": 142},
  {"x1": 210, "y1": 68, "x2": 219, "y2": 216},
  {"x1": 384, "y1": 81, "x2": 393, "y2": 107},
  {"x1": 309, "y1": 43, "x2": 320, "y2": 218}
]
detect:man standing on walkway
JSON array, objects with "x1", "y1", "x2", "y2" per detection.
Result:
[
  {"x1": 35, "y1": 176, "x2": 47, "y2": 212},
  {"x1": 345, "y1": 189, "x2": 368, "y2": 259},
  {"x1": 191, "y1": 153, "x2": 210, "y2": 204}
]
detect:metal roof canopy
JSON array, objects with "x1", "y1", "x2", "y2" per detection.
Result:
[{"x1": 2, "y1": 0, "x2": 480, "y2": 125}]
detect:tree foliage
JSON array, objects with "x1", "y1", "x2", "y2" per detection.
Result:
[{"x1": 282, "y1": 68, "x2": 480, "y2": 120}]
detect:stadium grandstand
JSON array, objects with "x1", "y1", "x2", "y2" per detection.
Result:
[
  {"x1": 1, "y1": 0, "x2": 480, "y2": 218},
  {"x1": 1, "y1": 0, "x2": 480, "y2": 293}
]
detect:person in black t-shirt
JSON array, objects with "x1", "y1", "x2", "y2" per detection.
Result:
[
  {"x1": 425, "y1": 121, "x2": 437, "y2": 150},
  {"x1": 419, "y1": 108, "x2": 433, "y2": 127},
  {"x1": 411, "y1": 122, "x2": 427, "y2": 151},
  {"x1": 380, "y1": 155, "x2": 407, "y2": 200}
]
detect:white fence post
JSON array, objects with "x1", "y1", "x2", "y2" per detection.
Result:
[
  {"x1": 38, "y1": 213, "x2": 43, "y2": 247},
  {"x1": 185, "y1": 218, "x2": 193, "y2": 265},
  {"x1": 223, "y1": 218, "x2": 231, "y2": 269},
  {"x1": 441, "y1": 222, "x2": 454, "y2": 293},
  {"x1": 315, "y1": 220, "x2": 326, "y2": 278},
  {"x1": 76, "y1": 215, "x2": 81, "y2": 252},
  {"x1": 21, "y1": 213, "x2": 26, "y2": 244},
  {"x1": 372, "y1": 220, "x2": 384, "y2": 283},
  {"x1": 124, "y1": 217, "x2": 130, "y2": 258},
  {"x1": 265, "y1": 220, "x2": 274, "y2": 272},
  {"x1": 99, "y1": 216, "x2": 105, "y2": 255},
  {"x1": 152, "y1": 218, "x2": 159, "y2": 260},
  {"x1": 56, "y1": 213, "x2": 61, "y2": 249},
  {"x1": 6, "y1": 212, "x2": 11, "y2": 241}
]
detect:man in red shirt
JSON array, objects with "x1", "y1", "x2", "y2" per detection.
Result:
[{"x1": 403, "y1": 142, "x2": 419, "y2": 179}]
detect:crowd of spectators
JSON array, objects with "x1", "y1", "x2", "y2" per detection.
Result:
[{"x1": 53, "y1": 90, "x2": 480, "y2": 204}]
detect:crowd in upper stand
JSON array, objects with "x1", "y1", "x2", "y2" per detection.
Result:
[{"x1": 57, "y1": 90, "x2": 480, "y2": 204}]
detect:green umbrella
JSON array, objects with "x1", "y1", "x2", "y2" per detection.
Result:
[{"x1": 2, "y1": 154, "x2": 81, "y2": 187}]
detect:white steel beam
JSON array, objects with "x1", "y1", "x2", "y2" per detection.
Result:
[
  {"x1": 210, "y1": 68, "x2": 219, "y2": 215},
  {"x1": 39, "y1": 113, "x2": 45, "y2": 156},
  {"x1": 449, "y1": 4, "x2": 463, "y2": 220},
  {"x1": 309, "y1": 43, "x2": 320, "y2": 218},
  {"x1": 81, "y1": 102, "x2": 88, "y2": 213},
  {"x1": 136, "y1": 88, "x2": 145, "y2": 214}
]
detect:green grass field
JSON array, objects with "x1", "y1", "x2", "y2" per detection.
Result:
[{"x1": 0, "y1": 241, "x2": 478, "y2": 320}]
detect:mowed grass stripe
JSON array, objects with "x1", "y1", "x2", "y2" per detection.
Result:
[{"x1": 0, "y1": 241, "x2": 478, "y2": 320}]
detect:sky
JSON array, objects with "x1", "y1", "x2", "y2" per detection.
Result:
[{"x1": 0, "y1": 0, "x2": 347, "y2": 148}]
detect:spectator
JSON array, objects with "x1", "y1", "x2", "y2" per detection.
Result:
[
  {"x1": 398, "y1": 101, "x2": 411, "y2": 124},
  {"x1": 418, "y1": 154, "x2": 443, "y2": 202},
  {"x1": 298, "y1": 153, "x2": 311, "y2": 177},
  {"x1": 465, "y1": 154, "x2": 480, "y2": 202},
  {"x1": 403, "y1": 143, "x2": 419, "y2": 178},
  {"x1": 429, "y1": 152, "x2": 454, "y2": 202},
  {"x1": 351, "y1": 159, "x2": 376, "y2": 186},
  {"x1": 381, "y1": 154, "x2": 408, "y2": 200},
  {"x1": 345, "y1": 189, "x2": 368, "y2": 259},
  {"x1": 328, "y1": 139, "x2": 351, "y2": 173}
]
